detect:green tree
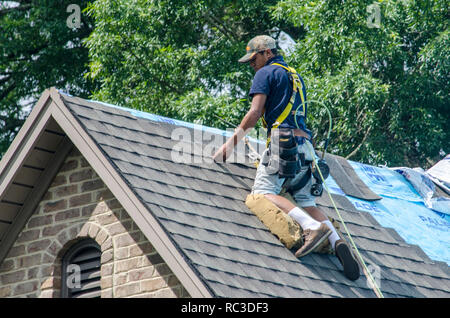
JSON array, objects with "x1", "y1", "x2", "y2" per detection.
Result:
[
  {"x1": 85, "y1": 0, "x2": 300, "y2": 131},
  {"x1": 0, "y1": 0, "x2": 98, "y2": 158},
  {"x1": 4, "y1": 0, "x2": 447, "y2": 168},
  {"x1": 273, "y1": 0, "x2": 449, "y2": 167}
]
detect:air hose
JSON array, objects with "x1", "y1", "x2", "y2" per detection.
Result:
[{"x1": 294, "y1": 99, "x2": 332, "y2": 159}]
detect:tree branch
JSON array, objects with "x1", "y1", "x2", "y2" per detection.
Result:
[
  {"x1": 0, "y1": 4, "x2": 32, "y2": 18},
  {"x1": 345, "y1": 125, "x2": 372, "y2": 160},
  {"x1": 0, "y1": 74, "x2": 11, "y2": 83},
  {"x1": 203, "y1": 11, "x2": 241, "y2": 42},
  {"x1": 118, "y1": 37, "x2": 183, "y2": 95},
  {"x1": 0, "y1": 80, "x2": 16, "y2": 101},
  {"x1": 0, "y1": 113, "x2": 24, "y2": 133},
  {"x1": 5, "y1": 43, "x2": 49, "y2": 61}
]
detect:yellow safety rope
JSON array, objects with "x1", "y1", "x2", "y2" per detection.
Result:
[
  {"x1": 305, "y1": 145, "x2": 384, "y2": 298},
  {"x1": 244, "y1": 138, "x2": 261, "y2": 169}
]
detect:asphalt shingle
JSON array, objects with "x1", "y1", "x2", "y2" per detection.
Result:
[{"x1": 62, "y1": 94, "x2": 450, "y2": 298}]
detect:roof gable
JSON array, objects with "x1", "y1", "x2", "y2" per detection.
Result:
[{"x1": 0, "y1": 88, "x2": 212, "y2": 297}]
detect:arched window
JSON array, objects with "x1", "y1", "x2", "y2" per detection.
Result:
[{"x1": 61, "y1": 239, "x2": 102, "y2": 298}]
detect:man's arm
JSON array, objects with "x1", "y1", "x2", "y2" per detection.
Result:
[{"x1": 213, "y1": 94, "x2": 266, "y2": 162}]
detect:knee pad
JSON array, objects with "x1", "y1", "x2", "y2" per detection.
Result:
[{"x1": 245, "y1": 193, "x2": 302, "y2": 249}]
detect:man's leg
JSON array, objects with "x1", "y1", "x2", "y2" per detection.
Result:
[
  {"x1": 254, "y1": 145, "x2": 359, "y2": 279},
  {"x1": 292, "y1": 186, "x2": 359, "y2": 280},
  {"x1": 263, "y1": 193, "x2": 331, "y2": 257},
  {"x1": 251, "y1": 148, "x2": 330, "y2": 258},
  {"x1": 302, "y1": 206, "x2": 327, "y2": 222},
  {"x1": 263, "y1": 195, "x2": 340, "y2": 248},
  {"x1": 304, "y1": 206, "x2": 340, "y2": 249},
  {"x1": 264, "y1": 194, "x2": 322, "y2": 231},
  {"x1": 263, "y1": 193, "x2": 295, "y2": 213}
]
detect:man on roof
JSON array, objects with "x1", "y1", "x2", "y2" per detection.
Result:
[{"x1": 213, "y1": 35, "x2": 360, "y2": 280}]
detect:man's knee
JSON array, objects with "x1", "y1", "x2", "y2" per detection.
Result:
[
  {"x1": 302, "y1": 205, "x2": 328, "y2": 222},
  {"x1": 263, "y1": 193, "x2": 296, "y2": 214},
  {"x1": 245, "y1": 193, "x2": 302, "y2": 249}
]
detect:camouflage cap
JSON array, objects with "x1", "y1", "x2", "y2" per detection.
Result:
[{"x1": 238, "y1": 35, "x2": 277, "y2": 63}]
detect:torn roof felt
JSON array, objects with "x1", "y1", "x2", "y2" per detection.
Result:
[{"x1": 55, "y1": 91, "x2": 450, "y2": 298}]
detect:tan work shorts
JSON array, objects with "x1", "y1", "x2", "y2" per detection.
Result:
[{"x1": 252, "y1": 140, "x2": 316, "y2": 207}]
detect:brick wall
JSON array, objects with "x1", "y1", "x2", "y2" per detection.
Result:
[{"x1": 0, "y1": 147, "x2": 190, "y2": 298}]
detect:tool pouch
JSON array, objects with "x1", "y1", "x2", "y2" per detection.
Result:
[{"x1": 269, "y1": 128, "x2": 300, "y2": 178}]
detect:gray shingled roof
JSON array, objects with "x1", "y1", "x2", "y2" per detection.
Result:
[{"x1": 60, "y1": 93, "x2": 450, "y2": 298}]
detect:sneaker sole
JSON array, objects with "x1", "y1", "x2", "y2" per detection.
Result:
[
  {"x1": 295, "y1": 229, "x2": 332, "y2": 258},
  {"x1": 336, "y1": 243, "x2": 360, "y2": 281}
]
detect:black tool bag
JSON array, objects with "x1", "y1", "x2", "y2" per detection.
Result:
[{"x1": 269, "y1": 128, "x2": 301, "y2": 178}]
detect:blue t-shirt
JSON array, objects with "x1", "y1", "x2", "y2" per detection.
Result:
[{"x1": 249, "y1": 55, "x2": 309, "y2": 136}]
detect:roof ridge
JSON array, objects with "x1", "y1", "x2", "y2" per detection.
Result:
[{"x1": 60, "y1": 91, "x2": 265, "y2": 146}]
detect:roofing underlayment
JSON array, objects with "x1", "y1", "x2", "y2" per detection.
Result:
[{"x1": 325, "y1": 162, "x2": 450, "y2": 266}]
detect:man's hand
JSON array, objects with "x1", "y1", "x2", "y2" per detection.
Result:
[
  {"x1": 212, "y1": 142, "x2": 232, "y2": 163},
  {"x1": 212, "y1": 94, "x2": 266, "y2": 163}
]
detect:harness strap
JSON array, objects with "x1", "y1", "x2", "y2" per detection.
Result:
[
  {"x1": 263, "y1": 63, "x2": 306, "y2": 147},
  {"x1": 263, "y1": 63, "x2": 313, "y2": 192},
  {"x1": 271, "y1": 63, "x2": 306, "y2": 126}
]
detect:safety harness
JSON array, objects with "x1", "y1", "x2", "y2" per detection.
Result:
[
  {"x1": 261, "y1": 62, "x2": 328, "y2": 196},
  {"x1": 262, "y1": 62, "x2": 306, "y2": 145}
]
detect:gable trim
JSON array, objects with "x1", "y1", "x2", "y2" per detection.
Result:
[
  {"x1": 48, "y1": 88, "x2": 212, "y2": 297},
  {"x1": 0, "y1": 91, "x2": 52, "y2": 195}
]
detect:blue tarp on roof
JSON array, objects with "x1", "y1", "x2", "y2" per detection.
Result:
[{"x1": 325, "y1": 161, "x2": 450, "y2": 266}]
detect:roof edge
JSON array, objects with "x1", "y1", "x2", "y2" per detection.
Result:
[
  {"x1": 0, "y1": 89, "x2": 52, "y2": 186},
  {"x1": 59, "y1": 90, "x2": 265, "y2": 146}
]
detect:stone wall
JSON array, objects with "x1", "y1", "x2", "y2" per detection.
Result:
[{"x1": 0, "y1": 147, "x2": 190, "y2": 298}]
